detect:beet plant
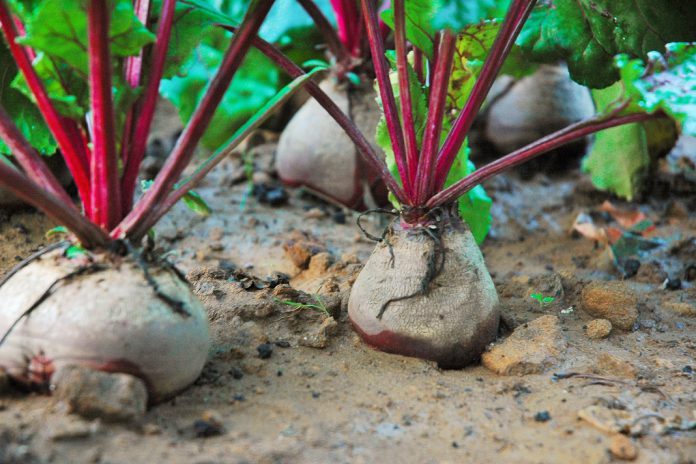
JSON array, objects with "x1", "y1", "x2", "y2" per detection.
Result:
[
  {"x1": 266, "y1": 0, "x2": 695, "y2": 366},
  {"x1": 0, "y1": 0, "x2": 319, "y2": 400},
  {"x1": 276, "y1": 0, "x2": 391, "y2": 209}
]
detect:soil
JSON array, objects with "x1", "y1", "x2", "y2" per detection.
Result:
[{"x1": 1, "y1": 137, "x2": 695, "y2": 463}]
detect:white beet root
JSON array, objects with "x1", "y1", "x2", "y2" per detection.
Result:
[
  {"x1": 0, "y1": 248, "x2": 210, "y2": 402},
  {"x1": 485, "y1": 64, "x2": 595, "y2": 154},
  {"x1": 276, "y1": 79, "x2": 386, "y2": 209},
  {"x1": 348, "y1": 213, "x2": 500, "y2": 367}
]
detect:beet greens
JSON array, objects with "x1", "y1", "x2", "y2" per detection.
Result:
[
  {"x1": 0, "y1": 0, "x2": 318, "y2": 248},
  {"x1": 278, "y1": 0, "x2": 695, "y2": 238}
]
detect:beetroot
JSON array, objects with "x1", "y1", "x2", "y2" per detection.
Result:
[
  {"x1": 0, "y1": 249, "x2": 209, "y2": 401},
  {"x1": 276, "y1": 80, "x2": 386, "y2": 209},
  {"x1": 349, "y1": 211, "x2": 499, "y2": 367}
]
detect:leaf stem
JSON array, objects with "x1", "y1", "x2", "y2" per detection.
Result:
[
  {"x1": 360, "y1": 0, "x2": 413, "y2": 201},
  {"x1": 228, "y1": 26, "x2": 408, "y2": 205},
  {"x1": 121, "y1": 0, "x2": 176, "y2": 215},
  {"x1": 0, "y1": 106, "x2": 74, "y2": 205},
  {"x1": 415, "y1": 31, "x2": 455, "y2": 204},
  {"x1": 0, "y1": 0, "x2": 91, "y2": 210},
  {"x1": 87, "y1": 0, "x2": 122, "y2": 229},
  {"x1": 297, "y1": 0, "x2": 349, "y2": 64},
  {"x1": 113, "y1": 0, "x2": 275, "y2": 241},
  {"x1": 427, "y1": 112, "x2": 661, "y2": 208},
  {"x1": 330, "y1": 0, "x2": 361, "y2": 57},
  {"x1": 150, "y1": 70, "x2": 323, "y2": 228},
  {"x1": 393, "y1": 0, "x2": 419, "y2": 186},
  {"x1": 433, "y1": 0, "x2": 537, "y2": 191},
  {"x1": 0, "y1": 161, "x2": 110, "y2": 248}
]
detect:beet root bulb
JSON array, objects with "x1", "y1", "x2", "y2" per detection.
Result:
[
  {"x1": 0, "y1": 248, "x2": 210, "y2": 402},
  {"x1": 276, "y1": 79, "x2": 387, "y2": 210},
  {"x1": 348, "y1": 214, "x2": 500, "y2": 368}
]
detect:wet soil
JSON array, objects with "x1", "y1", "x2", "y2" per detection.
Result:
[{"x1": 0, "y1": 141, "x2": 695, "y2": 464}]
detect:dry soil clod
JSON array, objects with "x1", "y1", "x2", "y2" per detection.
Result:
[
  {"x1": 581, "y1": 281, "x2": 639, "y2": 331},
  {"x1": 482, "y1": 315, "x2": 567, "y2": 375}
]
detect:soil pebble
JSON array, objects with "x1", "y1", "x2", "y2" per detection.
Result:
[
  {"x1": 580, "y1": 281, "x2": 638, "y2": 330},
  {"x1": 593, "y1": 353, "x2": 638, "y2": 379},
  {"x1": 256, "y1": 343, "x2": 274, "y2": 359},
  {"x1": 283, "y1": 232, "x2": 327, "y2": 269},
  {"x1": 299, "y1": 317, "x2": 339, "y2": 349},
  {"x1": 663, "y1": 301, "x2": 696, "y2": 317},
  {"x1": 43, "y1": 416, "x2": 100, "y2": 441},
  {"x1": 585, "y1": 319, "x2": 612, "y2": 339},
  {"x1": 52, "y1": 365, "x2": 148, "y2": 422},
  {"x1": 482, "y1": 315, "x2": 567, "y2": 375},
  {"x1": 193, "y1": 410, "x2": 224, "y2": 438},
  {"x1": 609, "y1": 434, "x2": 638, "y2": 461}
]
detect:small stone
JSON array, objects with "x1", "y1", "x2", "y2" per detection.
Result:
[
  {"x1": 256, "y1": 343, "x2": 274, "y2": 359},
  {"x1": 482, "y1": 315, "x2": 567, "y2": 375},
  {"x1": 52, "y1": 365, "x2": 147, "y2": 422},
  {"x1": 193, "y1": 410, "x2": 224, "y2": 438},
  {"x1": 594, "y1": 353, "x2": 638, "y2": 379},
  {"x1": 664, "y1": 277, "x2": 682, "y2": 290},
  {"x1": 142, "y1": 423, "x2": 161, "y2": 436},
  {"x1": 609, "y1": 434, "x2": 638, "y2": 461},
  {"x1": 307, "y1": 252, "x2": 332, "y2": 275},
  {"x1": 43, "y1": 416, "x2": 99, "y2": 441},
  {"x1": 585, "y1": 319, "x2": 612, "y2": 339},
  {"x1": 580, "y1": 281, "x2": 638, "y2": 331},
  {"x1": 663, "y1": 301, "x2": 696, "y2": 317},
  {"x1": 299, "y1": 317, "x2": 339, "y2": 349},
  {"x1": 534, "y1": 411, "x2": 551, "y2": 422},
  {"x1": 208, "y1": 227, "x2": 224, "y2": 241},
  {"x1": 303, "y1": 208, "x2": 326, "y2": 219}
]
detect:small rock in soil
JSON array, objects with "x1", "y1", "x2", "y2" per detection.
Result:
[
  {"x1": 229, "y1": 367, "x2": 244, "y2": 379},
  {"x1": 585, "y1": 319, "x2": 612, "y2": 339},
  {"x1": 283, "y1": 231, "x2": 326, "y2": 269},
  {"x1": 594, "y1": 353, "x2": 638, "y2": 379},
  {"x1": 609, "y1": 434, "x2": 638, "y2": 461},
  {"x1": 482, "y1": 315, "x2": 567, "y2": 375},
  {"x1": 663, "y1": 277, "x2": 682, "y2": 290},
  {"x1": 534, "y1": 411, "x2": 551, "y2": 422},
  {"x1": 299, "y1": 317, "x2": 339, "y2": 349},
  {"x1": 253, "y1": 183, "x2": 288, "y2": 206},
  {"x1": 193, "y1": 411, "x2": 224, "y2": 438},
  {"x1": 43, "y1": 416, "x2": 100, "y2": 441},
  {"x1": 52, "y1": 365, "x2": 147, "y2": 422},
  {"x1": 663, "y1": 301, "x2": 696, "y2": 317},
  {"x1": 257, "y1": 343, "x2": 274, "y2": 359},
  {"x1": 580, "y1": 281, "x2": 638, "y2": 331}
]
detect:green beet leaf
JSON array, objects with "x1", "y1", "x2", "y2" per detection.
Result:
[
  {"x1": 582, "y1": 82, "x2": 650, "y2": 200},
  {"x1": 616, "y1": 42, "x2": 696, "y2": 137},
  {"x1": 16, "y1": 0, "x2": 155, "y2": 76},
  {"x1": 162, "y1": 0, "x2": 332, "y2": 150},
  {"x1": 518, "y1": 0, "x2": 696, "y2": 88},
  {"x1": 0, "y1": 42, "x2": 56, "y2": 156},
  {"x1": 160, "y1": 46, "x2": 280, "y2": 150},
  {"x1": 432, "y1": 0, "x2": 510, "y2": 33}
]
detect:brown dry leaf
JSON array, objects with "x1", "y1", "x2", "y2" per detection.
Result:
[
  {"x1": 600, "y1": 201, "x2": 647, "y2": 230},
  {"x1": 572, "y1": 213, "x2": 608, "y2": 243}
]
